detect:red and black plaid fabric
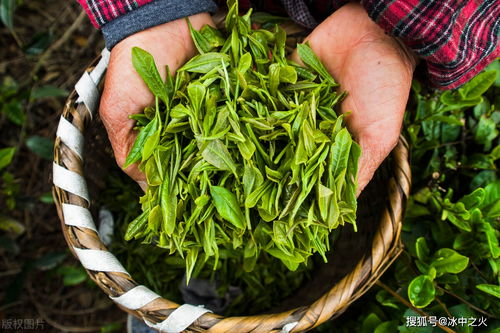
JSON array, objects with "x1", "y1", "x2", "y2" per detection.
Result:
[
  {"x1": 361, "y1": 0, "x2": 500, "y2": 88},
  {"x1": 77, "y1": 0, "x2": 154, "y2": 28},
  {"x1": 77, "y1": 0, "x2": 500, "y2": 89}
]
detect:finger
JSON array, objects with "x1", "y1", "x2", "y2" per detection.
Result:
[
  {"x1": 356, "y1": 145, "x2": 390, "y2": 196},
  {"x1": 289, "y1": 48, "x2": 303, "y2": 66},
  {"x1": 355, "y1": 125, "x2": 400, "y2": 195},
  {"x1": 100, "y1": 48, "x2": 151, "y2": 184},
  {"x1": 100, "y1": 96, "x2": 148, "y2": 184}
]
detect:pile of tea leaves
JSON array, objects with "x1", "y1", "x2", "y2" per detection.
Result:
[{"x1": 123, "y1": 0, "x2": 359, "y2": 287}]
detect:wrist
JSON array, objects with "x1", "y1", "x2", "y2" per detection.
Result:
[{"x1": 394, "y1": 37, "x2": 419, "y2": 70}]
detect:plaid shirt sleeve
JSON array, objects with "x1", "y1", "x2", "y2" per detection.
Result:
[
  {"x1": 220, "y1": 0, "x2": 500, "y2": 89},
  {"x1": 361, "y1": 0, "x2": 500, "y2": 89},
  {"x1": 272, "y1": 0, "x2": 499, "y2": 89},
  {"x1": 77, "y1": 0, "x2": 154, "y2": 28},
  {"x1": 77, "y1": 0, "x2": 218, "y2": 48}
]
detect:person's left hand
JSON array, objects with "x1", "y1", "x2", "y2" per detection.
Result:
[
  {"x1": 99, "y1": 13, "x2": 214, "y2": 189},
  {"x1": 292, "y1": 2, "x2": 416, "y2": 195}
]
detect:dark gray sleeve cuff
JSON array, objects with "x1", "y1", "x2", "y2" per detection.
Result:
[{"x1": 101, "y1": 0, "x2": 218, "y2": 49}]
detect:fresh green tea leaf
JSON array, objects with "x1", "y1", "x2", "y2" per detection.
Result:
[
  {"x1": 132, "y1": 47, "x2": 169, "y2": 104},
  {"x1": 187, "y1": 18, "x2": 212, "y2": 53},
  {"x1": 297, "y1": 42, "x2": 335, "y2": 85},
  {"x1": 178, "y1": 53, "x2": 230, "y2": 73},
  {"x1": 161, "y1": 178, "x2": 178, "y2": 236},
  {"x1": 124, "y1": 210, "x2": 149, "y2": 240},
  {"x1": 123, "y1": 114, "x2": 159, "y2": 168},
  {"x1": 201, "y1": 139, "x2": 238, "y2": 176},
  {"x1": 238, "y1": 52, "x2": 252, "y2": 74},
  {"x1": 210, "y1": 185, "x2": 245, "y2": 229}
]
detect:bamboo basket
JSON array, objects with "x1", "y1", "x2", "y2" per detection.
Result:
[{"x1": 52, "y1": 19, "x2": 411, "y2": 332}]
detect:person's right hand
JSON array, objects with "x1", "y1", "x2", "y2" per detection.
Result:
[
  {"x1": 291, "y1": 3, "x2": 415, "y2": 195},
  {"x1": 100, "y1": 13, "x2": 214, "y2": 189}
]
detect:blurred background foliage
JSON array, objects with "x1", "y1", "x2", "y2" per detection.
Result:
[{"x1": 0, "y1": 0, "x2": 124, "y2": 331}]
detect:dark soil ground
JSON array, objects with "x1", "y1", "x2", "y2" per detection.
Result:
[{"x1": 0, "y1": 1, "x2": 126, "y2": 331}]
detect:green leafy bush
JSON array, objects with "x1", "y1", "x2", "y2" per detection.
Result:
[{"x1": 316, "y1": 61, "x2": 500, "y2": 332}]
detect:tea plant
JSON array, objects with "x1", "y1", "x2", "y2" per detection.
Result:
[{"x1": 317, "y1": 61, "x2": 500, "y2": 332}]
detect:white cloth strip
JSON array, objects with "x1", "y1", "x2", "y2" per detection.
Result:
[
  {"x1": 89, "y1": 48, "x2": 110, "y2": 84},
  {"x1": 145, "y1": 304, "x2": 211, "y2": 333},
  {"x1": 75, "y1": 72, "x2": 99, "y2": 117},
  {"x1": 76, "y1": 48, "x2": 110, "y2": 117},
  {"x1": 56, "y1": 116, "x2": 84, "y2": 160},
  {"x1": 111, "y1": 285, "x2": 160, "y2": 310},
  {"x1": 72, "y1": 247, "x2": 129, "y2": 274},
  {"x1": 281, "y1": 321, "x2": 298, "y2": 333},
  {"x1": 62, "y1": 203, "x2": 97, "y2": 232},
  {"x1": 53, "y1": 163, "x2": 90, "y2": 203}
]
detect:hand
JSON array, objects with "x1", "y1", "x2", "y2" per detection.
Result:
[
  {"x1": 292, "y1": 3, "x2": 416, "y2": 194},
  {"x1": 100, "y1": 13, "x2": 214, "y2": 189}
]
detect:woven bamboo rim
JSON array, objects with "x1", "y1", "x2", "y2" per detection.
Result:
[{"x1": 53, "y1": 46, "x2": 411, "y2": 331}]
